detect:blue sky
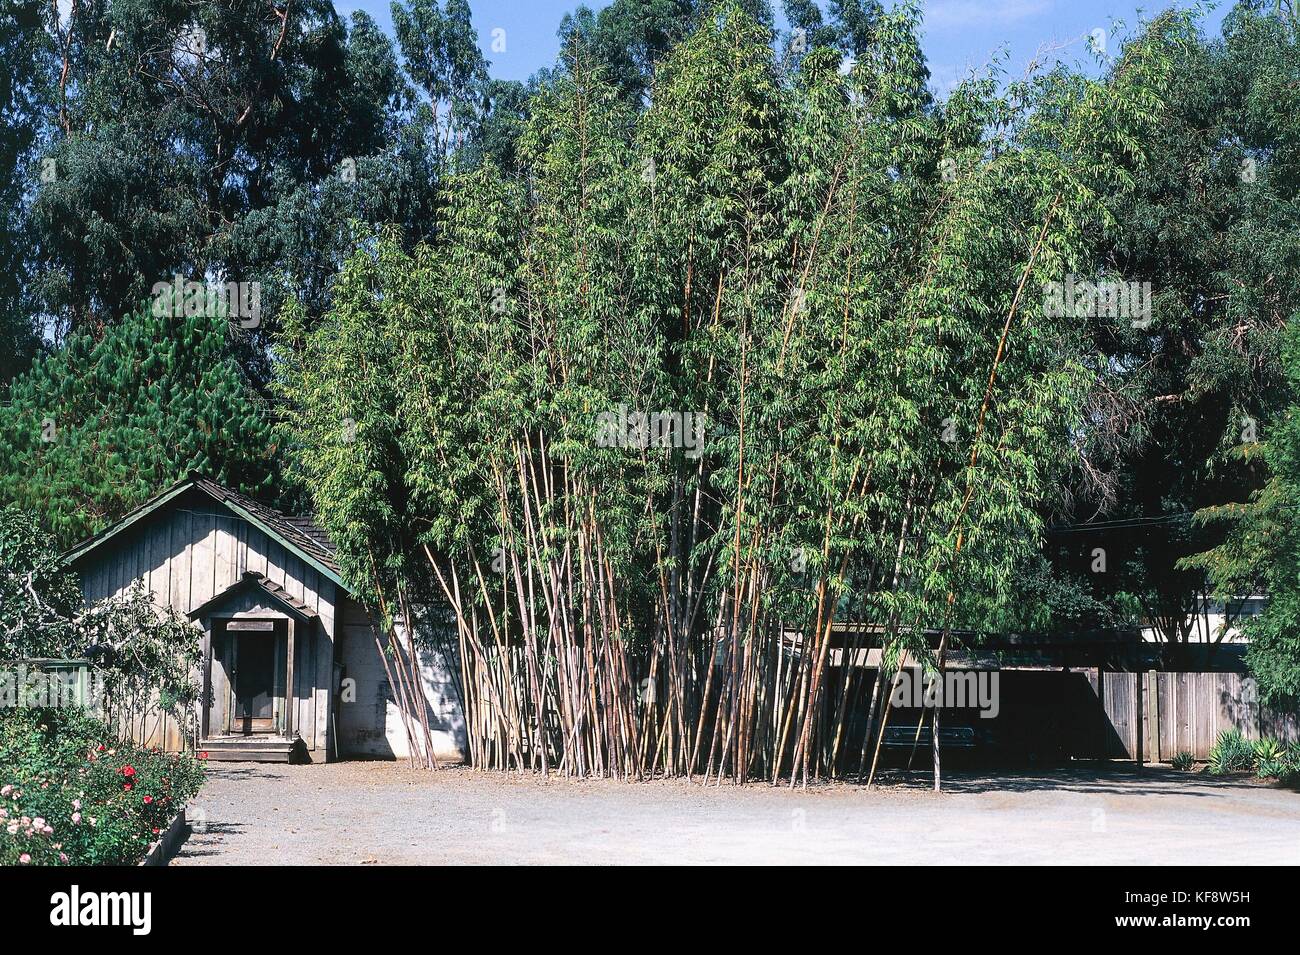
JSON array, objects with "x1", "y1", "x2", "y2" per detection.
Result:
[{"x1": 334, "y1": 0, "x2": 1232, "y2": 91}]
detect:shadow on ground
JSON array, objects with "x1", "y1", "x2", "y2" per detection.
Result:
[{"x1": 874, "y1": 762, "x2": 1270, "y2": 797}]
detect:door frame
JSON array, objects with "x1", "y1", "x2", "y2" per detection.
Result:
[
  {"x1": 229, "y1": 620, "x2": 281, "y2": 734},
  {"x1": 205, "y1": 616, "x2": 297, "y2": 738}
]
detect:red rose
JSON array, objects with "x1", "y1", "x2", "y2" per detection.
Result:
[
  {"x1": 121, "y1": 765, "x2": 136, "y2": 777},
  {"x1": 143, "y1": 795, "x2": 153, "y2": 804},
  {"x1": 123, "y1": 784, "x2": 132, "y2": 792},
  {"x1": 198, "y1": 752, "x2": 209, "y2": 760}
]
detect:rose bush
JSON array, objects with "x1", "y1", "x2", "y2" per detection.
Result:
[{"x1": 0, "y1": 708, "x2": 204, "y2": 865}]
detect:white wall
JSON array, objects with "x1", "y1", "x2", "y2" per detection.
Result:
[
  {"x1": 1140, "y1": 595, "x2": 1267, "y2": 644},
  {"x1": 334, "y1": 595, "x2": 465, "y2": 763}
]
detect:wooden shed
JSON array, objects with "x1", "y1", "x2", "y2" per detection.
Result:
[{"x1": 64, "y1": 476, "x2": 465, "y2": 763}]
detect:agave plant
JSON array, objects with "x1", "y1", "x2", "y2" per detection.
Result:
[
  {"x1": 1171, "y1": 751, "x2": 1195, "y2": 772},
  {"x1": 1253, "y1": 737, "x2": 1286, "y2": 763},
  {"x1": 1208, "y1": 730, "x2": 1256, "y2": 775},
  {"x1": 1257, "y1": 758, "x2": 1288, "y2": 780}
]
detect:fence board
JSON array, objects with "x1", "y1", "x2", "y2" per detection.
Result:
[{"x1": 1098, "y1": 669, "x2": 1297, "y2": 761}]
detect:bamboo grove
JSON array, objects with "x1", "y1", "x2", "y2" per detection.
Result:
[{"x1": 276, "y1": 3, "x2": 1184, "y2": 782}]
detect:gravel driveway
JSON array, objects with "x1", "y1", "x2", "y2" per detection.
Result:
[{"x1": 172, "y1": 761, "x2": 1300, "y2": 865}]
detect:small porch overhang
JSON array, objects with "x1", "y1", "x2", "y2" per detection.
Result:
[
  {"x1": 191, "y1": 573, "x2": 322, "y2": 760},
  {"x1": 188, "y1": 571, "x2": 321, "y2": 625}
]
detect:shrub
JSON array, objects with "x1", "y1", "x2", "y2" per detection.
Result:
[
  {"x1": 1253, "y1": 737, "x2": 1286, "y2": 763},
  {"x1": 0, "y1": 506, "x2": 82, "y2": 660},
  {"x1": 1258, "y1": 744, "x2": 1300, "y2": 785},
  {"x1": 1, "y1": 510, "x2": 202, "y2": 740},
  {"x1": 1171, "y1": 751, "x2": 1195, "y2": 771},
  {"x1": 0, "y1": 708, "x2": 204, "y2": 865},
  {"x1": 1257, "y1": 758, "x2": 1289, "y2": 780},
  {"x1": 1207, "y1": 729, "x2": 1256, "y2": 775},
  {"x1": 78, "y1": 581, "x2": 202, "y2": 722}
]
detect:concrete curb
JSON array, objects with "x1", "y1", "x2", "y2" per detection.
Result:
[{"x1": 139, "y1": 807, "x2": 188, "y2": 867}]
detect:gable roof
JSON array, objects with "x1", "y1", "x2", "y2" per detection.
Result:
[
  {"x1": 188, "y1": 571, "x2": 321, "y2": 621},
  {"x1": 63, "y1": 474, "x2": 345, "y2": 589}
]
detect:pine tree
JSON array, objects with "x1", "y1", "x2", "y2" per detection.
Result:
[{"x1": 0, "y1": 306, "x2": 275, "y2": 546}]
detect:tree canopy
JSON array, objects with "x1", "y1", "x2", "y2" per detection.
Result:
[
  {"x1": 275, "y1": 1, "x2": 1206, "y2": 780},
  {"x1": 0, "y1": 306, "x2": 275, "y2": 546},
  {"x1": 2, "y1": 0, "x2": 1299, "y2": 774}
]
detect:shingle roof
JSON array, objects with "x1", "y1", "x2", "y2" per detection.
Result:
[
  {"x1": 188, "y1": 477, "x2": 340, "y2": 579},
  {"x1": 188, "y1": 571, "x2": 321, "y2": 621}
]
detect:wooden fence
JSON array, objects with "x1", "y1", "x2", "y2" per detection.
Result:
[
  {"x1": 4, "y1": 658, "x2": 193, "y2": 752},
  {"x1": 847, "y1": 667, "x2": 1297, "y2": 765},
  {"x1": 1090, "y1": 670, "x2": 1299, "y2": 761}
]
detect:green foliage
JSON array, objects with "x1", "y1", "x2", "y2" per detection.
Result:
[
  {"x1": 1253, "y1": 735, "x2": 1286, "y2": 762},
  {"x1": 1257, "y1": 757, "x2": 1289, "y2": 780},
  {"x1": 1194, "y1": 320, "x2": 1300, "y2": 707},
  {"x1": 0, "y1": 0, "x2": 45, "y2": 381},
  {"x1": 780, "y1": 0, "x2": 881, "y2": 62},
  {"x1": 0, "y1": 306, "x2": 275, "y2": 546},
  {"x1": 0, "y1": 506, "x2": 82, "y2": 659},
  {"x1": 278, "y1": 1, "x2": 1183, "y2": 781},
  {"x1": 0, "y1": 509, "x2": 202, "y2": 724},
  {"x1": 23, "y1": 0, "x2": 409, "y2": 341},
  {"x1": 1171, "y1": 750, "x2": 1196, "y2": 771},
  {"x1": 0, "y1": 708, "x2": 205, "y2": 865},
  {"x1": 1045, "y1": 7, "x2": 1300, "y2": 644},
  {"x1": 1252, "y1": 739, "x2": 1300, "y2": 782},
  {"x1": 77, "y1": 584, "x2": 202, "y2": 719},
  {"x1": 392, "y1": 0, "x2": 487, "y2": 125},
  {"x1": 2, "y1": 0, "x2": 1288, "y2": 782},
  {"x1": 559, "y1": 0, "x2": 706, "y2": 105},
  {"x1": 1207, "y1": 728, "x2": 1256, "y2": 774}
]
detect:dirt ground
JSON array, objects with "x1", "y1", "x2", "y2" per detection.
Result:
[{"x1": 171, "y1": 760, "x2": 1300, "y2": 865}]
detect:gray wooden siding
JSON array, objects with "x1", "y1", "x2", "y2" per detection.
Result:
[{"x1": 81, "y1": 504, "x2": 337, "y2": 625}]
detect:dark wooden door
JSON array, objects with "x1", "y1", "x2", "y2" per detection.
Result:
[{"x1": 233, "y1": 630, "x2": 277, "y2": 734}]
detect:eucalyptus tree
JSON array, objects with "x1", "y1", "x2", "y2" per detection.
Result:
[
  {"x1": 25, "y1": 0, "x2": 407, "y2": 342},
  {"x1": 392, "y1": 0, "x2": 488, "y2": 146},
  {"x1": 1031, "y1": 7, "x2": 1300, "y2": 650},
  {"x1": 558, "y1": 0, "x2": 703, "y2": 106},
  {"x1": 0, "y1": 0, "x2": 46, "y2": 380},
  {"x1": 781, "y1": 0, "x2": 881, "y2": 62}
]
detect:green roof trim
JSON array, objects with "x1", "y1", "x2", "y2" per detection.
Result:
[
  {"x1": 219, "y1": 497, "x2": 345, "y2": 588},
  {"x1": 62, "y1": 477, "x2": 347, "y2": 590},
  {"x1": 62, "y1": 479, "x2": 198, "y2": 565}
]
